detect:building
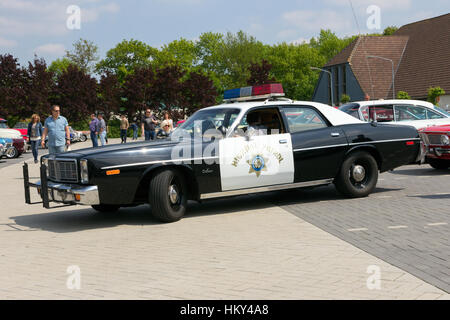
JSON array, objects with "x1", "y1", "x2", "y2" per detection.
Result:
[{"x1": 312, "y1": 13, "x2": 450, "y2": 110}]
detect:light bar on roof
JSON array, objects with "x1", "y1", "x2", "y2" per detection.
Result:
[{"x1": 224, "y1": 83, "x2": 284, "y2": 101}]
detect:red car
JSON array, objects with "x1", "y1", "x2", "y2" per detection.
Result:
[
  {"x1": 12, "y1": 121, "x2": 30, "y2": 142},
  {"x1": 0, "y1": 118, "x2": 25, "y2": 158},
  {"x1": 420, "y1": 124, "x2": 450, "y2": 169}
]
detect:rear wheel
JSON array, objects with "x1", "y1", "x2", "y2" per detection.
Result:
[
  {"x1": 149, "y1": 169, "x2": 187, "y2": 223},
  {"x1": 6, "y1": 147, "x2": 18, "y2": 159},
  {"x1": 80, "y1": 134, "x2": 87, "y2": 142},
  {"x1": 334, "y1": 151, "x2": 379, "y2": 198},
  {"x1": 427, "y1": 158, "x2": 450, "y2": 170},
  {"x1": 91, "y1": 204, "x2": 120, "y2": 213}
]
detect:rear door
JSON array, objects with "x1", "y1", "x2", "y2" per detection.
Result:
[{"x1": 281, "y1": 106, "x2": 349, "y2": 182}]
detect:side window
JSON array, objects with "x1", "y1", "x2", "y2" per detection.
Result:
[
  {"x1": 369, "y1": 105, "x2": 394, "y2": 122},
  {"x1": 282, "y1": 107, "x2": 328, "y2": 133},
  {"x1": 237, "y1": 107, "x2": 285, "y2": 136},
  {"x1": 424, "y1": 107, "x2": 445, "y2": 119},
  {"x1": 394, "y1": 105, "x2": 426, "y2": 121}
]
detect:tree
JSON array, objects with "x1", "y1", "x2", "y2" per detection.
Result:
[
  {"x1": 122, "y1": 66, "x2": 155, "y2": 118},
  {"x1": 96, "y1": 39, "x2": 157, "y2": 82},
  {"x1": 180, "y1": 71, "x2": 218, "y2": 119},
  {"x1": 309, "y1": 29, "x2": 357, "y2": 62},
  {"x1": 51, "y1": 65, "x2": 98, "y2": 123},
  {"x1": 154, "y1": 38, "x2": 197, "y2": 72},
  {"x1": 152, "y1": 65, "x2": 186, "y2": 117},
  {"x1": 247, "y1": 59, "x2": 276, "y2": 86},
  {"x1": 65, "y1": 38, "x2": 99, "y2": 74},
  {"x1": 340, "y1": 94, "x2": 351, "y2": 104},
  {"x1": 397, "y1": 91, "x2": 411, "y2": 99},
  {"x1": 24, "y1": 57, "x2": 54, "y2": 118},
  {"x1": 383, "y1": 26, "x2": 398, "y2": 36},
  {"x1": 0, "y1": 54, "x2": 27, "y2": 118},
  {"x1": 97, "y1": 72, "x2": 122, "y2": 117},
  {"x1": 48, "y1": 58, "x2": 73, "y2": 78},
  {"x1": 428, "y1": 87, "x2": 446, "y2": 105}
]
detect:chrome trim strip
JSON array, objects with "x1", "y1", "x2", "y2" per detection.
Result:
[
  {"x1": 33, "y1": 180, "x2": 99, "y2": 205},
  {"x1": 294, "y1": 144, "x2": 348, "y2": 152},
  {"x1": 200, "y1": 179, "x2": 333, "y2": 200},
  {"x1": 101, "y1": 156, "x2": 219, "y2": 170}
]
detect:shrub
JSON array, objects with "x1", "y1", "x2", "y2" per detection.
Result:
[
  {"x1": 396, "y1": 91, "x2": 411, "y2": 100},
  {"x1": 427, "y1": 87, "x2": 446, "y2": 105}
]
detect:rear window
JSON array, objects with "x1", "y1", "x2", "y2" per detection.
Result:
[{"x1": 339, "y1": 103, "x2": 361, "y2": 120}]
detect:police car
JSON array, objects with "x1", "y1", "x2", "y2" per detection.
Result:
[{"x1": 24, "y1": 84, "x2": 423, "y2": 222}]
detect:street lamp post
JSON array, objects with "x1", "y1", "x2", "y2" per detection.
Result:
[
  {"x1": 311, "y1": 67, "x2": 334, "y2": 107},
  {"x1": 366, "y1": 55, "x2": 395, "y2": 100}
]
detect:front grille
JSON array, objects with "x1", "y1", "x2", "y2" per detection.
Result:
[
  {"x1": 48, "y1": 159, "x2": 78, "y2": 183},
  {"x1": 426, "y1": 134, "x2": 443, "y2": 146}
]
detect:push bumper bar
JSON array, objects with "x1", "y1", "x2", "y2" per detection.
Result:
[{"x1": 23, "y1": 162, "x2": 100, "y2": 208}]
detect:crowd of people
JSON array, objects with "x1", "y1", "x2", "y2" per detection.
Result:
[{"x1": 24, "y1": 105, "x2": 177, "y2": 163}]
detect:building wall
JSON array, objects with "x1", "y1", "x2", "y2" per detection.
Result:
[{"x1": 312, "y1": 63, "x2": 366, "y2": 105}]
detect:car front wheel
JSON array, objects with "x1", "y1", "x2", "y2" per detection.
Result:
[
  {"x1": 427, "y1": 158, "x2": 450, "y2": 170},
  {"x1": 334, "y1": 151, "x2": 379, "y2": 198},
  {"x1": 80, "y1": 134, "x2": 87, "y2": 142},
  {"x1": 148, "y1": 169, "x2": 187, "y2": 223},
  {"x1": 6, "y1": 147, "x2": 18, "y2": 159}
]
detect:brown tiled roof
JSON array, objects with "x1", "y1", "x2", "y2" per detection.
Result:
[
  {"x1": 324, "y1": 36, "x2": 409, "y2": 99},
  {"x1": 390, "y1": 13, "x2": 450, "y2": 99}
]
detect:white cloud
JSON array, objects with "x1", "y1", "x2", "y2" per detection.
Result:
[
  {"x1": 290, "y1": 37, "x2": 309, "y2": 45},
  {"x1": 34, "y1": 43, "x2": 66, "y2": 56},
  {"x1": 0, "y1": 36, "x2": 17, "y2": 47},
  {"x1": 283, "y1": 10, "x2": 354, "y2": 32},
  {"x1": 326, "y1": 0, "x2": 411, "y2": 10}
]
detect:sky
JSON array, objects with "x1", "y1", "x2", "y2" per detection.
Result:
[{"x1": 1, "y1": 0, "x2": 449, "y2": 65}]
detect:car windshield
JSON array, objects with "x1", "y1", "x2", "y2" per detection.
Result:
[
  {"x1": 174, "y1": 108, "x2": 240, "y2": 138},
  {"x1": 435, "y1": 106, "x2": 450, "y2": 117},
  {"x1": 0, "y1": 123, "x2": 7, "y2": 129}
]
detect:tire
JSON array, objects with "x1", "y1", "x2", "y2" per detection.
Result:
[
  {"x1": 6, "y1": 147, "x2": 18, "y2": 159},
  {"x1": 91, "y1": 204, "x2": 120, "y2": 213},
  {"x1": 427, "y1": 158, "x2": 450, "y2": 170},
  {"x1": 334, "y1": 151, "x2": 379, "y2": 198},
  {"x1": 80, "y1": 134, "x2": 87, "y2": 142},
  {"x1": 148, "y1": 169, "x2": 187, "y2": 223}
]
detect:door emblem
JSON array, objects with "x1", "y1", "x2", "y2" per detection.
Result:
[{"x1": 247, "y1": 155, "x2": 268, "y2": 177}]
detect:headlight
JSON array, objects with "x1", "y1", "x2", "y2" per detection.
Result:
[
  {"x1": 80, "y1": 159, "x2": 89, "y2": 184},
  {"x1": 41, "y1": 157, "x2": 48, "y2": 167},
  {"x1": 441, "y1": 135, "x2": 450, "y2": 145}
]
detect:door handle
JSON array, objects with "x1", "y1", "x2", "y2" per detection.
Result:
[
  {"x1": 331, "y1": 133, "x2": 340, "y2": 137},
  {"x1": 279, "y1": 139, "x2": 287, "y2": 144}
]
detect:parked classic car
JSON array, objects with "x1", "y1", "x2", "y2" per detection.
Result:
[
  {"x1": 24, "y1": 84, "x2": 424, "y2": 223},
  {"x1": 0, "y1": 119, "x2": 25, "y2": 158},
  {"x1": 340, "y1": 100, "x2": 450, "y2": 130},
  {"x1": 420, "y1": 124, "x2": 450, "y2": 169}
]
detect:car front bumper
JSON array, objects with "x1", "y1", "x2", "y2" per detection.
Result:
[{"x1": 34, "y1": 180, "x2": 100, "y2": 205}]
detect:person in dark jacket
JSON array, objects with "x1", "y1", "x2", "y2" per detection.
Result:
[{"x1": 27, "y1": 114, "x2": 43, "y2": 163}]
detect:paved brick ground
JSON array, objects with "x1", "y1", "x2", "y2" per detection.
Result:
[{"x1": 0, "y1": 140, "x2": 449, "y2": 299}]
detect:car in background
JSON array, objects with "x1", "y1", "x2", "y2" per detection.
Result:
[
  {"x1": 69, "y1": 127, "x2": 87, "y2": 143},
  {"x1": 0, "y1": 119, "x2": 25, "y2": 158},
  {"x1": 12, "y1": 121, "x2": 30, "y2": 142},
  {"x1": 339, "y1": 100, "x2": 450, "y2": 130},
  {"x1": 420, "y1": 124, "x2": 450, "y2": 169}
]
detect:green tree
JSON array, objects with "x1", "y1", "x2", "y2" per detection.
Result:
[
  {"x1": 383, "y1": 26, "x2": 398, "y2": 36},
  {"x1": 96, "y1": 39, "x2": 157, "y2": 82},
  {"x1": 65, "y1": 38, "x2": 99, "y2": 74},
  {"x1": 427, "y1": 87, "x2": 446, "y2": 105},
  {"x1": 340, "y1": 94, "x2": 351, "y2": 104},
  {"x1": 397, "y1": 91, "x2": 411, "y2": 99},
  {"x1": 309, "y1": 29, "x2": 357, "y2": 62},
  {"x1": 48, "y1": 58, "x2": 74, "y2": 78},
  {"x1": 153, "y1": 38, "x2": 197, "y2": 72}
]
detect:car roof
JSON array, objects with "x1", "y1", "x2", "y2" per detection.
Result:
[
  {"x1": 203, "y1": 99, "x2": 364, "y2": 126},
  {"x1": 350, "y1": 100, "x2": 436, "y2": 108}
]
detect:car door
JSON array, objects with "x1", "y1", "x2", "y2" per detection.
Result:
[
  {"x1": 281, "y1": 106, "x2": 349, "y2": 182},
  {"x1": 219, "y1": 107, "x2": 295, "y2": 191}
]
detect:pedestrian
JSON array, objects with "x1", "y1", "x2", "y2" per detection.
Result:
[
  {"x1": 27, "y1": 114, "x2": 43, "y2": 163},
  {"x1": 41, "y1": 105, "x2": 70, "y2": 155},
  {"x1": 131, "y1": 122, "x2": 138, "y2": 140},
  {"x1": 97, "y1": 114, "x2": 107, "y2": 146},
  {"x1": 141, "y1": 108, "x2": 158, "y2": 141},
  {"x1": 120, "y1": 114, "x2": 129, "y2": 144},
  {"x1": 160, "y1": 111, "x2": 173, "y2": 135},
  {"x1": 89, "y1": 114, "x2": 99, "y2": 148}
]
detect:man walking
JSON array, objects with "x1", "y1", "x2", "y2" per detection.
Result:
[
  {"x1": 120, "y1": 114, "x2": 129, "y2": 144},
  {"x1": 97, "y1": 114, "x2": 107, "y2": 146},
  {"x1": 89, "y1": 114, "x2": 99, "y2": 148},
  {"x1": 141, "y1": 109, "x2": 158, "y2": 141},
  {"x1": 41, "y1": 105, "x2": 70, "y2": 154}
]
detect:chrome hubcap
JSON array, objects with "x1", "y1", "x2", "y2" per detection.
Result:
[
  {"x1": 168, "y1": 185, "x2": 179, "y2": 205},
  {"x1": 352, "y1": 165, "x2": 366, "y2": 182}
]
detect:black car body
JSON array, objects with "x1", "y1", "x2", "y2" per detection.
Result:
[{"x1": 24, "y1": 97, "x2": 423, "y2": 222}]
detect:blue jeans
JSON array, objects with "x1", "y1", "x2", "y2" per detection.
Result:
[
  {"x1": 145, "y1": 130, "x2": 155, "y2": 141},
  {"x1": 90, "y1": 131, "x2": 98, "y2": 148},
  {"x1": 48, "y1": 145, "x2": 65, "y2": 155},
  {"x1": 120, "y1": 129, "x2": 127, "y2": 143},
  {"x1": 30, "y1": 140, "x2": 40, "y2": 161},
  {"x1": 133, "y1": 129, "x2": 138, "y2": 140},
  {"x1": 99, "y1": 131, "x2": 107, "y2": 146}
]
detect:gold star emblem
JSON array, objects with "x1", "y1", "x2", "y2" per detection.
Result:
[{"x1": 247, "y1": 155, "x2": 268, "y2": 177}]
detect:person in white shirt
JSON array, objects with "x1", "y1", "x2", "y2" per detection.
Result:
[{"x1": 160, "y1": 112, "x2": 173, "y2": 134}]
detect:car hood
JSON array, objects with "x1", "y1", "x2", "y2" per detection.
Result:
[
  {"x1": 421, "y1": 124, "x2": 450, "y2": 133},
  {"x1": 0, "y1": 128, "x2": 22, "y2": 139}
]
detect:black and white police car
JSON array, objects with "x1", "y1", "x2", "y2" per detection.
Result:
[{"x1": 24, "y1": 84, "x2": 423, "y2": 222}]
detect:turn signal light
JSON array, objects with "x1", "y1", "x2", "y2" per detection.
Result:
[
  {"x1": 106, "y1": 169, "x2": 120, "y2": 176},
  {"x1": 406, "y1": 141, "x2": 415, "y2": 146}
]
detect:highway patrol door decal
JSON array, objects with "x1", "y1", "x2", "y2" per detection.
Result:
[{"x1": 219, "y1": 133, "x2": 295, "y2": 191}]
